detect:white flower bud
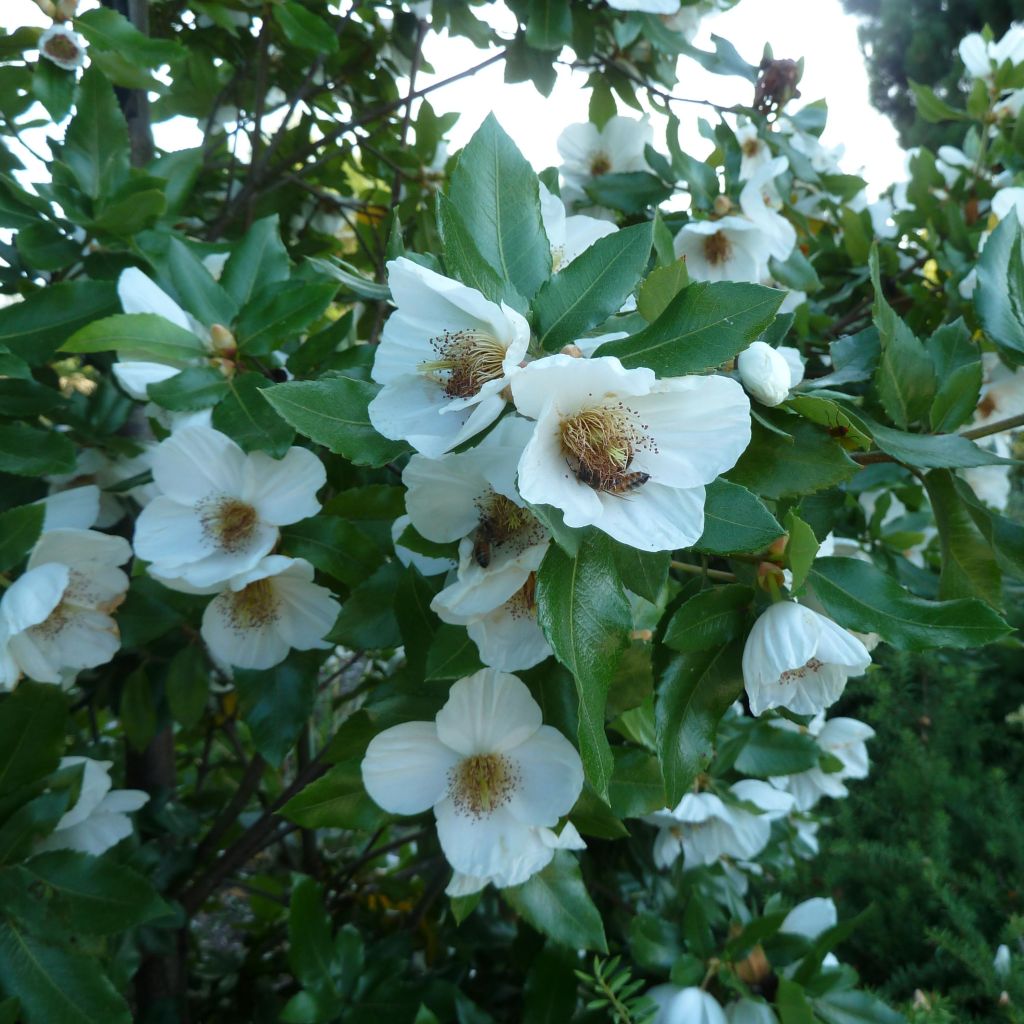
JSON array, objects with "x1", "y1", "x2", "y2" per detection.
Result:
[
  {"x1": 737, "y1": 341, "x2": 792, "y2": 406},
  {"x1": 994, "y1": 944, "x2": 1012, "y2": 979}
]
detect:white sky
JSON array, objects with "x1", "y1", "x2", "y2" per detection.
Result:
[{"x1": 2, "y1": 0, "x2": 905, "y2": 195}]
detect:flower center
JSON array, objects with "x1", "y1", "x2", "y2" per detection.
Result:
[
  {"x1": 703, "y1": 230, "x2": 733, "y2": 266},
  {"x1": 200, "y1": 497, "x2": 259, "y2": 553},
  {"x1": 471, "y1": 492, "x2": 539, "y2": 567},
  {"x1": 504, "y1": 573, "x2": 538, "y2": 620},
  {"x1": 559, "y1": 404, "x2": 654, "y2": 494},
  {"x1": 590, "y1": 152, "x2": 612, "y2": 176},
  {"x1": 449, "y1": 753, "x2": 519, "y2": 818},
  {"x1": 225, "y1": 578, "x2": 280, "y2": 630},
  {"x1": 44, "y1": 34, "x2": 80, "y2": 62},
  {"x1": 421, "y1": 329, "x2": 507, "y2": 399},
  {"x1": 742, "y1": 138, "x2": 762, "y2": 158},
  {"x1": 779, "y1": 657, "x2": 824, "y2": 684}
]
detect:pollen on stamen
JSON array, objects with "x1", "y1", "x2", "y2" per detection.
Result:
[
  {"x1": 703, "y1": 230, "x2": 733, "y2": 266},
  {"x1": 448, "y1": 753, "x2": 519, "y2": 818},
  {"x1": 780, "y1": 657, "x2": 824, "y2": 684},
  {"x1": 472, "y1": 491, "x2": 543, "y2": 565},
  {"x1": 226, "y1": 578, "x2": 280, "y2": 632},
  {"x1": 419, "y1": 328, "x2": 507, "y2": 399},
  {"x1": 505, "y1": 573, "x2": 538, "y2": 621},
  {"x1": 199, "y1": 497, "x2": 259, "y2": 553},
  {"x1": 559, "y1": 403, "x2": 656, "y2": 494}
]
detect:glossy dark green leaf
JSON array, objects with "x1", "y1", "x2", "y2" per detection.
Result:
[
  {"x1": 235, "y1": 281, "x2": 336, "y2": 356},
  {"x1": 220, "y1": 215, "x2": 290, "y2": 308},
  {"x1": 734, "y1": 720, "x2": 821, "y2": 776},
  {"x1": 63, "y1": 312, "x2": 204, "y2": 361},
  {"x1": 280, "y1": 515, "x2": 383, "y2": 587},
  {"x1": 62, "y1": 68, "x2": 129, "y2": 200},
  {"x1": 167, "y1": 237, "x2": 237, "y2": 327},
  {"x1": 637, "y1": 258, "x2": 689, "y2": 323},
  {"x1": 0, "y1": 423, "x2": 75, "y2": 476},
  {"x1": 272, "y1": 2, "x2": 339, "y2": 53},
  {"x1": 280, "y1": 761, "x2": 386, "y2": 831},
  {"x1": 165, "y1": 645, "x2": 209, "y2": 729},
  {"x1": 663, "y1": 584, "x2": 753, "y2": 653},
  {"x1": 955, "y1": 476, "x2": 1024, "y2": 579},
  {"x1": 212, "y1": 373, "x2": 295, "y2": 456},
  {"x1": 694, "y1": 478, "x2": 785, "y2": 554},
  {"x1": 0, "y1": 682, "x2": 66, "y2": 796},
  {"x1": 976, "y1": 214, "x2": 1024, "y2": 358},
  {"x1": 234, "y1": 652, "x2": 320, "y2": 764},
  {"x1": 861, "y1": 418, "x2": 1013, "y2": 469},
  {"x1": 0, "y1": 503, "x2": 43, "y2": 574},
  {"x1": 147, "y1": 365, "x2": 229, "y2": 410}
]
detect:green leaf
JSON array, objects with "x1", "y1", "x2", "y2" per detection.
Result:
[
  {"x1": 264, "y1": 377, "x2": 409, "y2": 467},
  {"x1": 525, "y1": 0, "x2": 572, "y2": 49},
  {"x1": 595, "y1": 281, "x2": 783, "y2": 376},
  {"x1": 785, "y1": 394, "x2": 872, "y2": 450},
  {"x1": 611, "y1": 543, "x2": 669, "y2": 603},
  {"x1": 536, "y1": 534, "x2": 631, "y2": 798},
  {"x1": 22, "y1": 851, "x2": 170, "y2": 934},
  {"x1": 235, "y1": 281, "x2": 336, "y2": 356},
  {"x1": 0, "y1": 423, "x2": 75, "y2": 476},
  {"x1": 63, "y1": 313, "x2": 204, "y2": 361},
  {"x1": 165, "y1": 645, "x2": 209, "y2": 729},
  {"x1": 728, "y1": 412, "x2": 859, "y2": 499},
  {"x1": 62, "y1": 68, "x2": 129, "y2": 200},
  {"x1": 0, "y1": 791, "x2": 69, "y2": 867},
  {"x1": 776, "y1": 978, "x2": 815, "y2": 1024},
  {"x1": 637, "y1": 258, "x2": 689, "y2": 322},
  {"x1": 655, "y1": 640, "x2": 745, "y2": 805},
  {"x1": 695, "y1": 478, "x2": 785, "y2": 554},
  {"x1": 15, "y1": 222, "x2": 81, "y2": 271},
  {"x1": 807, "y1": 557, "x2": 1012, "y2": 650},
  {"x1": 167, "y1": 237, "x2": 237, "y2": 327},
  {"x1": 147, "y1": 365, "x2": 229, "y2": 410},
  {"x1": 327, "y1": 561, "x2": 404, "y2": 649},
  {"x1": 734, "y1": 720, "x2": 821, "y2": 776},
  {"x1": 212, "y1": 373, "x2": 296, "y2": 457},
  {"x1": 280, "y1": 515, "x2": 383, "y2": 587},
  {"x1": 0, "y1": 281, "x2": 118, "y2": 364},
  {"x1": 0, "y1": 682, "x2": 66, "y2": 796},
  {"x1": 909, "y1": 80, "x2": 968, "y2": 123},
  {"x1": 608, "y1": 748, "x2": 666, "y2": 818},
  {"x1": 534, "y1": 222, "x2": 653, "y2": 351},
  {"x1": 976, "y1": 215, "x2": 1024, "y2": 358},
  {"x1": 32, "y1": 59, "x2": 75, "y2": 120},
  {"x1": 120, "y1": 668, "x2": 156, "y2": 752},
  {"x1": 447, "y1": 114, "x2": 551, "y2": 300},
  {"x1": 425, "y1": 624, "x2": 485, "y2": 681},
  {"x1": 954, "y1": 476, "x2": 1024, "y2": 580},
  {"x1": 812, "y1": 990, "x2": 904, "y2": 1024},
  {"x1": 784, "y1": 509, "x2": 819, "y2": 592},
  {"x1": 860, "y1": 418, "x2": 1013, "y2": 469},
  {"x1": 0, "y1": 922, "x2": 131, "y2": 1024},
  {"x1": 503, "y1": 851, "x2": 607, "y2": 952},
  {"x1": 220, "y1": 215, "x2": 291, "y2": 308},
  {"x1": 570, "y1": 784, "x2": 628, "y2": 839},
  {"x1": 663, "y1": 585, "x2": 753, "y2": 653},
  {"x1": 523, "y1": 944, "x2": 577, "y2": 1024},
  {"x1": 272, "y1": 2, "x2": 339, "y2": 53},
  {"x1": 75, "y1": 7, "x2": 184, "y2": 66},
  {"x1": 923, "y1": 469, "x2": 1002, "y2": 606},
  {"x1": 927, "y1": 318, "x2": 981, "y2": 432},
  {"x1": 0, "y1": 997, "x2": 18, "y2": 1024},
  {"x1": 583, "y1": 172, "x2": 672, "y2": 215},
  {"x1": 234, "y1": 652, "x2": 320, "y2": 764},
  {"x1": 280, "y1": 761, "x2": 386, "y2": 831},
  {"x1": 0, "y1": 504, "x2": 43, "y2": 574}
]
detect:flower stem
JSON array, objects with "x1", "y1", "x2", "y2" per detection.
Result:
[{"x1": 670, "y1": 560, "x2": 737, "y2": 582}]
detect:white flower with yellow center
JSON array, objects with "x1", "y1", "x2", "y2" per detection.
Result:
[
  {"x1": 959, "y1": 25, "x2": 1024, "y2": 80},
  {"x1": 38, "y1": 24, "x2": 87, "y2": 70},
  {"x1": 539, "y1": 184, "x2": 617, "y2": 272},
  {"x1": 674, "y1": 216, "x2": 770, "y2": 283},
  {"x1": 368, "y1": 258, "x2": 530, "y2": 458},
  {"x1": 133, "y1": 425, "x2": 325, "y2": 589},
  {"x1": 557, "y1": 116, "x2": 653, "y2": 198},
  {"x1": 644, "y1": 780, "x2": 794, "y2": 869},
  {"x1": 36, "y1": 757, "x2": 148, "y2": 856},
  {"x1": 735, "y1": 121, "x2": 773, "y2": 182},
  {"x1": 361, "y1": 669, "x2": 584, "y2": 884},
  {"x1": 200, "y1": 556, "x2": 340, "y2": 671},
  {"x1": 0, "y1": 529, "x2": 131, "y2": 690},
  {"x1": 511, "y1": 354, "x2": 751, "y2": 552},
  {"x1": 742, "y1": 601, "x2": 872, "y2": 717}
]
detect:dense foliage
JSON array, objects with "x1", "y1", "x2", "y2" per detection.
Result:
[{"x1": 0, "y1": 1, "x2": 1022, "y2": 1022}]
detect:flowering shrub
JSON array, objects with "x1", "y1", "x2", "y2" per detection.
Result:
[{"x1": 0, "y1": 1, "x2": 1021, "y2": 1021}]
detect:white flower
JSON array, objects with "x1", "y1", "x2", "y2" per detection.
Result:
[
  {"x1": 961, "y1": 435, "x2": 1013, "y2": 510},
  {"x1": 649, "y1": 986, "x2": 727, "y2": 1024},
  {"x1": 737, "y1": 342, "x2": 793, "y2": 406},
  {"x1": 726, "y1": 1000, "x2": 779, "y2": 1024},
  {"x1": 994, "y1": 944, "x2": 1012, "y2": 979},
  {"x1": 674, "y1": 216, "x2": 770, "y2": 283},
  {"x1": 0, "y1": 530, "x2": 131, "y2": 689},
  {"x1": 512, "y1": 354, "x2": 751, "y2": 551},
  {"x1": 38, "y1": 24, "x2": 87, "y2": 70},
  {"x1": 391, "y1": 515, "x2": 457, "y2": 577},
  {"x1": 539, "y1": 184, "x2": 617, "y2": 272},
  {"x1": 992, "y1": 186, "x2": 1024, "y2": 226},
  {"x1": 200, "y1": 556, "x2": 340, "y2": 670},
  {"x1": 739, "y1": 157, "x2": 796, "y2": 263},
  {"x1": 133, "y1": 425, "x2": 324, "y2": 589},
  {"x1": 974, "y1": 351, "x2": 1024, "y2": 428},
  {"x1": 781, "y1": 896, "x2": 838, "y2": 939},
  {"x1": 361, "y1": 669, "x2": 584, "y2": 885},
  {"x1": 769, "y1": 714, "x2": 875, "y2": 810},
  {"x1": 960, "y1": 25, "x2": 1024, "y2": 80},
  {"x1": 735, "y1": 121, "x2": 773, "y2": 182},
  {"x1": 644, "y1": 780, "x2": 794, "y2": 869},
  {"x1": 742, "y1": 601, "x2": 872, "y2": 717},
  {"x1": 368, "y1": 258, "x2": 530, "y2": 457},
  {"x1": 557, "y1": 116, "x2": 652, "y2": 196},
  {"x1": 36, "y1": 757, "x2": 148, "y2": 856}
]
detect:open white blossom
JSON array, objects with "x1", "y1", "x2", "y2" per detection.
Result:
[
  {"x1": 361, "y1": 669, "x2": 584, "y2": 886},
  {"x1": 674, "y1": 215, "x2": 770, "y2": 283},
  {"x1": 959, "y1": 25, "x2": 1024, "y2": 80},
  {"x1": 735, "y1": 121, "x2": 774, "y2": 181},
  {"x1": 743, "y1": 601, "x2": 872, "y2": 716},
  {"x1": 540, "y1": 184, "x2": 617, "y2": 272},
  {"x1": 38, "y1": 24, "x2": 87, "y2": 70},
  {"x1": 200, "y1": 556, "x2": 340, "y2": 670},
  {"x1": 512, "y1": 354, "x2": 751, "y2": 551},
  {"x1": 368, "y1": 258, "x2": 530, "y2": 457},
  {"x1": 737, "y1": 342, "x2": 793, "y2": 407},
  {"x1": 0, "y1": 530, "x2": 131, "y2": 689},
  {"x1": 134, "y1": 425, "x2": 324, "y2": 589},
  {"x1": 557, "y1": 116, "x2": 652, "y2": 197},
  {"x1": 649, "y1": 986, "x2": 727, "y2": 1024},
  {"x1": 739, "y1": 156, "x2": 797, "y2": 263},
  {"x1": 769, "y1": 714, "x2": 875, "y2": 810},
  {"x1": 36, "y1": 757, "x2": 148, "y2": 856}
]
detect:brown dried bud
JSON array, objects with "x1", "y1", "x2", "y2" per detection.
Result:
[
  {"x1": 559, "y1": 344, "x2": 584, "y2": 358},
  {"x1": 735, "y1": 944, "x2": 772, "y2": 985},
  {"x1": 713, "y1": 195, "x2": 733, "y2": 216}
]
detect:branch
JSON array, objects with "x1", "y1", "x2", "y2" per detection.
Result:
[
  {"x1": 670, "y1": 560, "x2": 737, "y2": 582},
  {"x1": 961, "y1": 411, "x2": 1024, "y2": 440}
]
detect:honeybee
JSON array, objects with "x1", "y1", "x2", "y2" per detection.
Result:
[{"x1": 571, "y1": 460, "x2": 650, "y2": 496}]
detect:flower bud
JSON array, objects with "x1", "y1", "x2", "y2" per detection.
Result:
[
  {"x1": 994, "y1": 944, "x2": 1012, "y2": 979},
  {"x1": 209, "y1": 324, "x2": 237, "y2": 358},
  {"x1": 737, "y1": 341, "x2": 792, "y2": 406},
  {"x1": 559, "y1": 344, "x2": 583, "y2": 358},
  {"x1": 713, "y1": 194, "x2": 733, "y2": 216}
]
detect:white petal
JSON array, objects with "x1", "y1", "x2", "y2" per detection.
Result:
[
  {"x1": 435, "y1": 669, "x2": 542, "y2": 756},
  {"x1": 1, "y1": 563, "x2": 68, "y2": 634},
  {"x1": 593, "y1": 481, "x2": 706, "y2": 551},
  {"x1": 361, "y1": 721, "x2": 459, "y2": 814},
  {"x1": 511, "y1": 354, "x2": 655, "y2": 421},
  {"x1": 58, "y1": 756, "x2": 112, "y2": 829},
  {"x1": 781, "y1": 897, "x2": 838, "y2": 940},
  {"x1": 402, "y1": 454, "x2": 492, "y2": 543},
  {"x1": 466, "y1": 604, "x2": 552, "y2": 672},
  {"x1": 38, "y1": 487, "x2": 101, "y2": 532},
  {"x1": 133, "y1": 497, "x2": 213, "y2": 569},
  {"x1": 30, "y1": 529, "x2": 132, "y2": 574},
  {"x1": 243, "y1": 447, "x2": 325, "y2": 524},
  {"x1": 434, "y1": 798, "x2": 536, "y2": 879},
  {"x1": 151, "y1": 425, "x2": 248, "y2": 504},
  {"x1": 813, "y1": 611, "x2": 872, "y2": 674},
  {"x1": 7, "y1": 632, "x2": 63, "y2": 684},
  {"x1": 117, "y1": 268, "x2": 191, "y2": 330},
  {"x1": 274, "y1": 572, "x2": 340, "y2": 650},
  {"x1": 112, "y1": 361, "x2": 180, "y2": 401},
  {"x1": 507, "y1": 725, "x2": 584, "y2": 826},
  {"x1": 201, "y1": 592, "x2": 290, "y2": 670}
]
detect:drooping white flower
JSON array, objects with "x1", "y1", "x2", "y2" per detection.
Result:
[
  {"x1": 742, "y1": 601, "x2": 872, "y2": 717},
  {"x1": 540, "y1": 184, "x2": 617, "y2": 272},
  {"x1": 674, "y1": 216, "x2": 770, "y2": 283},
  {"x1": 0, "y1": 530, "x2": 131, "y2": 689},
  {"x1": 134, "y1": 425, "x2": 325, "y2": 589},
  {"x1": 739, "y1": 156, "x2": 796, "y2": 263},
  {"x1": 992, "y1": 186, "x2": 1024, "y2": 226},
  {"x1": 38, "y1": 24, "x2": 87, "y2": 70},
  {"x1": 644, "y1": 780, "x2": 794, "y2": 869},
  {"x1": 768, "y1": 714, "x2": 875, "y2": 811},
  {"x1": 512, "y1": 354, "x2": 751, "y2": 552},
  {"x1": 368, "y1": 258, "x2": 530, "y2": 457},
  {"x1": 959, "y1": 25, "x2": 1024, "y2": 80},
  {"x1": 737, "y1": 342, "x2": 793, "y2": 407},
  {"x1": 361, "y1": 669, "x2": 584, "y2": 885},
  {"x1": 36, "y1": 757, "x2": 148, "y2": 856},
  {"x1": 200, "y1": 556, "x2": 339, "y2": 671},
  {"x1": 391, "y1": 515, "x2": 457, "y2": 577},
  {"x1": 557, "y1": 116, "x2": 652, "y2": 197},
  {"x1": 649, "y1": 986, "x2": 727, "y2": 1024}
]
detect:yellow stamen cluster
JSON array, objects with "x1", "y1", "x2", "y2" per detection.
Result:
[
  {"x1": 449, "y1": 753, "x2": 518, "y2": 818},
  {"x1": 559, "y1": 403, "x2": 654, "y2": 494},
  {"x1": 703, "y1": 230, "x2": 733, "y2": 266},
  {"x1": 472, "y1": 492, "x2": 543, "y2": 566},
  {"x1": 200, "y1": 497, "x2": 259, "y2": 553},
  {"x1": 590, "y1": 153, "x2": 612, "y2": 176},
  {"x1": 420, "y1": 329, "x2": 507, "y2": 399},
  {"x1": 226, "y1": 578, "x2": 280, "y2": 631}
]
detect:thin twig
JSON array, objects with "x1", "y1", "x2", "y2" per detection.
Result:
[{"x1": 670, "y1": 560, "x2": 737, "y2": 582}]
